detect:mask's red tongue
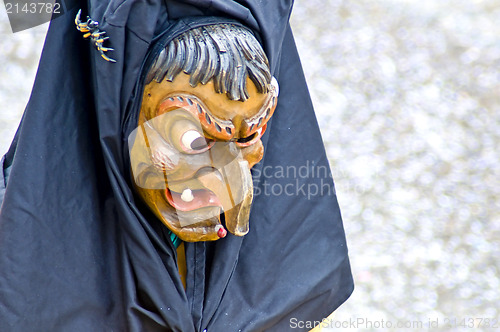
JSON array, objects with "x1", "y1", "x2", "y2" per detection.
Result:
[{"x1": 165, "y1": 189, "x2": 222, "y2": 212}]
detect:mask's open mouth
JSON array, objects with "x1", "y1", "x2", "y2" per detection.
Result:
[
  {"x1": 165, "y1": 188, "x2": 222, "y2": 212},
  {"x1": 158, "y1": 159, "x2": 253, "y2": 240}
]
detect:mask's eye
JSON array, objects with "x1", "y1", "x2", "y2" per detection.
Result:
[
  {"x1": 160, "y1": 115, "x2": 214, "y2": 154},
  {"x1": 182, "y1": 130, "x2": 205, "y2": 150},
  {"x1": 180, "y1": 130, "x2": 214, "y2": 154},
  {"x1": 235, "y1": 124, "x2": 267, "y2": 148}
]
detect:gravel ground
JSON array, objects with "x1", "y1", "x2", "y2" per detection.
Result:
[
  {"x1": 1, "y1": 1, "x2": 499, "y2": 331},
  {"x1": 291, "y1": 1, "x2": 500, "y2": 331}
]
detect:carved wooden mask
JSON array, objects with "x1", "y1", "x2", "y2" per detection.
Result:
[{"x1": 128, "y1": 24, "x2": 278, "y2": 242}]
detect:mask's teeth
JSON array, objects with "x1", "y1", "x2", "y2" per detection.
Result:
[{"x1": 181, "y1": 189, "x2": 194, "y2": 202}]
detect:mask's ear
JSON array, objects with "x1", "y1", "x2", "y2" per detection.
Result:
[{"x1": 271, "y1": 76, "x2": 280, "y2": 97}]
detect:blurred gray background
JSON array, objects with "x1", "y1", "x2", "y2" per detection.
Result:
[{"x1": 1, "y1": 1, "x2": 499, "y2": 331}]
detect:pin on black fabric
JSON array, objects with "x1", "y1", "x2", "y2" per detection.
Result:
[{"x1": 0, "y1": 1, "x2": 353, "y2": 331}]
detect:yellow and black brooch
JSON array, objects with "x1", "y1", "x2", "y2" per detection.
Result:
[{"x1": 75, "y1": 9, "x2": 116, "y2": 63}]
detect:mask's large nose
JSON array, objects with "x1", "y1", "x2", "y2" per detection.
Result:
[{"x1": 197, "y1": 157, "x2": 253, "y2": 236}]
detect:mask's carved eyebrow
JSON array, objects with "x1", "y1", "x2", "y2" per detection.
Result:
[
  {"x1": 157, "y1": 94, "x2": 236, "y2": 141},
  {"x1": 201, "y1": 116, "x2": 232, "y2": 140}
]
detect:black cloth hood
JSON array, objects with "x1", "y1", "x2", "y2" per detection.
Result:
[{"x1": 0, "y1": 1, "x2": 353, "y2": 331}]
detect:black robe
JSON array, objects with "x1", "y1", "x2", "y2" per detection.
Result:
[{"x1": 0, "y1": 1, "x2": 353, "y2": 331}]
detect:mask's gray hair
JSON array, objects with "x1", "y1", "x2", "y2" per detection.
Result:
[{"x1": 145, "y1": 24, "x2": 271, "y2": 102}]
